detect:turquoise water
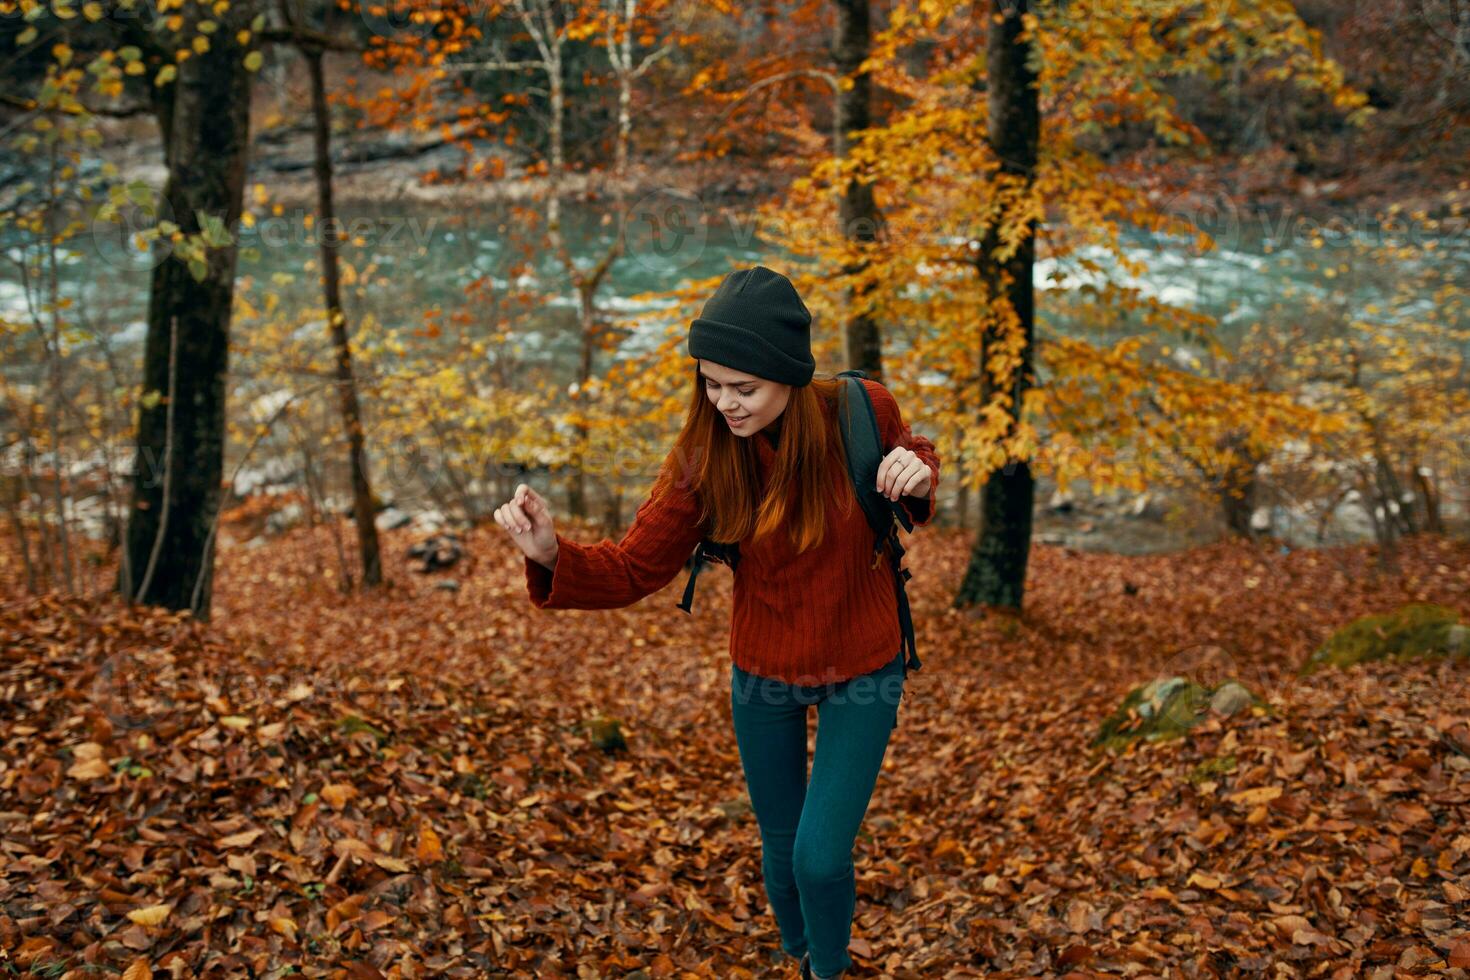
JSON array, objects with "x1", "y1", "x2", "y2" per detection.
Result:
[{"x1": 5, "y1": 195, "x2": 1465, "y2": 378}]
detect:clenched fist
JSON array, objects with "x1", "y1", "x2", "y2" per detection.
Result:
[
  {"x1": 876, "y1": 446, "x2": 932, "y2": 501},
  {"x1": 495, "y1": 483, "x2": 559, "y2": 570}
]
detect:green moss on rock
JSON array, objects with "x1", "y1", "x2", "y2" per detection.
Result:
[
  {"x1": 585, "y1": 715, "x2": 627, "y2": 753},
  {"x1": 1301, "y1": 603, "x2": 1468, "y2": 675},
  {"x1": 1093, "y1": 676, "x2": 1264, "y2": 751}
]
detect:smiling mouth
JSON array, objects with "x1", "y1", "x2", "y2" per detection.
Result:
[{"x1": 725, "y1": 415, "x2": 748, "y2": 422}]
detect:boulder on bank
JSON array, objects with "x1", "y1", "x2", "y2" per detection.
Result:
[
  {"x1": 1300, "y1": 603, "x2": 1468, "y2": 675},
  {"x1": 1093, "y1": 675, "x2": 1264, "y2": 750},
  {"x1": 408, "y1": 532, "x2": 464, "y2": 573}
]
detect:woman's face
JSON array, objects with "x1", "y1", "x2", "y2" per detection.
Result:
[{"x1": 699, "y1": 359, "x2": 791, "y2": 438}]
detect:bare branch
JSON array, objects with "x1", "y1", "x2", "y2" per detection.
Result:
[{"x1": 442, "y1": 58, "x2": 550, "y2": 72}]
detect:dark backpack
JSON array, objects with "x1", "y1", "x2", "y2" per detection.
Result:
[{"x1": 675, "y1": 369, "x2": 921, "y2": 678}]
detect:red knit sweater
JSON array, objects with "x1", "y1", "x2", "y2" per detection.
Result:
[{"x1": 523, "y1": 378, "x2": 940, "y2": 685}]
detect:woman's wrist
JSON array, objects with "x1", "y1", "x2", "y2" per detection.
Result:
[{"x1": 532, "y1": 544, "x2": 558, "y2": 572}]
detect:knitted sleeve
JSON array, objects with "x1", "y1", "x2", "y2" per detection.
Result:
[
  {"x1": 861, "y1": 379, "x2": 941, "y2": 528},
  {"x1": 524, "y1": 449, "x2": 706, "y2": 610}
]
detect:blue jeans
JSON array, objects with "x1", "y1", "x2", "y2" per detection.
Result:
[{"x1": 729, "y1": 649, "x2": 906, "y2": 977}]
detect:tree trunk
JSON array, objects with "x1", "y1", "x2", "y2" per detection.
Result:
[
  {"x1": 120, "y1": 6, "x2": 257, "y2": 617},
  {"x1": 955, "y1": 0, "x2": 1039, "y2": 612},
  {"x1": 1221, "y1": 473, "x2": 1260, "y2": 538},
  {"x1": 307, "y1": 46, "x2": 383, "y2": 587},
  {"x1": 1218, "y1": 433, "x2": 1263, "y2": 538},
  {"x1": 833, "y1": 0, "x2": 884, "y2": 380},
  {"x1": 1412, "y1": 463, "x2": 1443, "y2": 534}
]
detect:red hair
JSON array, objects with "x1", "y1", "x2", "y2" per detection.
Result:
[{"x1": 658, "y1": 365, "x2": 858, "y2": 554}]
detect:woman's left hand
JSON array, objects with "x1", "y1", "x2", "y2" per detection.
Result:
[{"x1": 877, "y1": 447, "x2": 932, "y2": 501}]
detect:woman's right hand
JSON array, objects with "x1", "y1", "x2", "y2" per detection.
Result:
[{"x1": 495, "y1": 483, "x2": 558, "y2": 570}]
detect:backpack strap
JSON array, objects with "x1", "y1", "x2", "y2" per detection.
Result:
[
  {"x1": 834, "y1": 370, "x2": 922, "y2": 677},
  {"x1": 676, "y1": 540, "x2": 710, "y2": 614},
  {"x1": 677, "y1": 537, "x2": 738, "y2": 614},
  {"x1": 834, "y1": 370, "x2": 915, "y2": 536}
]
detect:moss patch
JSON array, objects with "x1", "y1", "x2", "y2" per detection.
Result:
[
  {"x1": 1187, "y1": 753, "x2": 1239, "y2": 784},
  {"x1": 584, "y1": 715, "x2": 627, "y2": 753},
  {"x1": 1300, "y1": 603, "x2": 1468, "y2": 675},
  {"x1": 336, "y1": 714, "x2": 389, "y2": 745}
]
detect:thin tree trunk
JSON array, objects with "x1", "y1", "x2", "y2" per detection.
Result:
[
  {"x1": 4, "y1": 479, "x2": 35, "y2": 593},
  {"x1": 1412, "y1": 462, "x2": 1443, "y2": 533},
  {"x1": 21, "y1": 420, "x2": 52, "y2": 592},
  {"x1": 833, "y1": 0, "x2": 885, "y2": 380},
  {"x1": 306, "y1": 45, "x2": 382, "y2": 587},
  {"x1": 956, "y1": 0, "x2": 1039, "y2": 611},
  {"x1": 43, "y1": 135, "x2": 75, "y2": 593},
  {"x1": 134, "y1": 314, "x2": 179, "y2": 607}
]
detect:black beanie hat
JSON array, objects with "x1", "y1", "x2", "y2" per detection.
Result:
[{"x1": 687, "y1": 265, "x2": 816, "y2": 386}]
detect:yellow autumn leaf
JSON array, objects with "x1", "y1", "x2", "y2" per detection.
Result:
[
  {"x1": 122, "y1": 957, "x2": 152, "y2": 980},
  {"x1": 217, "y1": 827, "x2": 264, "y2": 848},
  {"x1": 127, "y1": 904, "x2": 172, "y2": 927},
  {"x1": 320, "y1": 783, "x2": 355, "y2": 809},
  {"x1": 931, "y1": 838, "x2": 961, "y2": 860},
  {"x1": 374, "y1": 855, "x2": 411, "y2": 873},
  {"x1": 1228, "y1": 785, "x2": 1282, "y2": 806},
  {"x1": 67, "y1": 757, "x2": 112, "y2": 780},
  {"x1": 415, "y1": 823, "x2": 443, "y2": 863}
]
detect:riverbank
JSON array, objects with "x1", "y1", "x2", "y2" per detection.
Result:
[{"x1": 84, "y1": 97, "x2": 1468, "y2": 223}]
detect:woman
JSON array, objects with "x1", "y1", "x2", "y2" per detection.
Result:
[{"x1": 495, "y1": 265, "x2": 941, "y2": 979}]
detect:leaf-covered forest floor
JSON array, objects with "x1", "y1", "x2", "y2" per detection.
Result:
[{"x1": 3, "y1": 525, "x2": 1468, "y2": 978}]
